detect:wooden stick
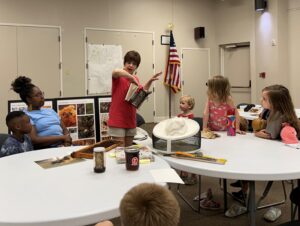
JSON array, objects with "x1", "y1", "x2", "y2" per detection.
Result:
[{"x1": 71, "y1": 140, "x2": 122, "y2": 159}]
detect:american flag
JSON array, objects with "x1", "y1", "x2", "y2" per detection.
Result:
[{"x1": 164, "y1": 30, "x2": 181, "y2": 93}]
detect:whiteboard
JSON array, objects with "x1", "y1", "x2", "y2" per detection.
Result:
[{"x1": 87, "y1": 44, "x2": 123, "y2": 94}]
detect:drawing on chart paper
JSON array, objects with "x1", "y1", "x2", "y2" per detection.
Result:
[{"x1": 87, "y1": 44, "x2": 123, "y2": 94}]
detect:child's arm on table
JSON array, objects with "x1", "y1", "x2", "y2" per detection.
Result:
[
  {"x1": 228, "y1": 97, "x2": 245, "y2": 135},
  {"x1": 202, "y1": 99, "x2": 209, "y2": 131},
  {"x1": 255, "y1": 129, "x2": 271, "y2": 139}
]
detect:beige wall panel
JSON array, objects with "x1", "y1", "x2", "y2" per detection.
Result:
[
  {"x1": 0, "y1": 26, "x2": 18, "y2": 132},
  {"x1": 17, "y1": 27, "x2": 61, "y2": 98},
  {"x1": 215, "y1": 0, "x2": 255, "y2": 103},
  {"x1": 0, "y1": 0, "x2": 218, "y2": 120},
  {"x1": 87, "y1": 30, "x2": 154, "y2": 122},
  {"x1": 288, "y1": 7, "x2": 300, "y2": 107},
  {"x1": 181, "y1": 49, "x2": 210, "y2": 117}
]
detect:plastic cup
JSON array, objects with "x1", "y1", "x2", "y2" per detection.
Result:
[{"x1": 125, "y1": 148, "x2": 140, "y2": 171}]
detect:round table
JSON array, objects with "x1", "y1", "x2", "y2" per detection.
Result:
[
  {"x1": 163, "y1": 132, "x2": 300, "y2": 226},
  {"x1": 0, "y1": 146, "x2": 170, "y2": 226}
]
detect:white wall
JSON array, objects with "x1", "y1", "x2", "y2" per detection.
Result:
[
  {"x1": 214, "y1": 0, "x2": 255, "y2": 102},
  {"x1": 254, "y1": 0, "x2": 289, "y2": 104},
  {"x1": 0, "y1": 0, "x2": 218, "y2": 121},
  {"x1": 0, "y1": 0, "x2": 299, "y2": 122},
  {"x1": 289, "y1": 0, "x2": 300, "y2": 107}
]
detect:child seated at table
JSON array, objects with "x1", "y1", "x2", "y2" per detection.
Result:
[
  {"x1": 0, "y1": 111, "x2": 33, "y2": 157},
  {"x1": 255, "y1": 84, "x2": 299, "y2": 140},
  {"x1": 177, "y1": 95, "x2": 197, "y2": 185},
  {"x1": 178, "y1": 95, "x2": 195, "y2": 119},
  {"x1": 203, "y1": 75, "x2": 245, "y2": 134},
  {"x1": 95, "y1": 183, "x2": 180, "y2": 226},
  {"x1": 232, "y1": 85, "x2": 299, "y2": 204},
  {"x1": 202, "y1": 75, "x2": 245, "y2": 207}
]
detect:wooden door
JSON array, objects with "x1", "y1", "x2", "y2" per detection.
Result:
[
  {"x1": 181, "y1": 48, "x2": 210, "y2": 117},
  {"x1": 86, "y1": 29, "x2": 154, "y2": 122}
]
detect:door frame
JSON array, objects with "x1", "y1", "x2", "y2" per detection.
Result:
[
  {"x1": 180, "y1": 47, "x2": 211, "y2": 94},
  {"x1": 0, "y1": 22, "x2": 63, "y2": 96},
  {"x1": 84, "y1": 27, "x2": 156, "y2": 119}
]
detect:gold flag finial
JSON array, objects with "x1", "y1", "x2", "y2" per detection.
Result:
[{"x1": 168, "y1": 23, "x2": 174, "y2": 31}]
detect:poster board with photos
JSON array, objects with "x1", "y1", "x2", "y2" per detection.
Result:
[
  {"x1": 57, "y1": 98, "x2": 96, "y2": 146},
  {"x1": 9, "y1": 101, "x2": 53, "y2": 112},
  {"x1": 8, "y1": 95, "x2": 112, "y2": 143},
  {"x1": 98, "y1": 97, "x2": 111, "y2": 141}
]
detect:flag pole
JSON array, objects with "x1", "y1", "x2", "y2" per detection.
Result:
[
  {"x1": 168, "y1": 23, "x2": 173, "y2": 119},
  {"x1": 169, "y1": 79, "x2": 171, "y2": 118}
]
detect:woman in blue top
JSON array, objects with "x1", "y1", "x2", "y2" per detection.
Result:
[{"x1": 11, "y1": 76, "x2": 72, "y2": 149}]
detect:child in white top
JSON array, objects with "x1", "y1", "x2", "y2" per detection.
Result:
[{"x1": 177, "y1": 95, "x2": 197, "y2": 185}]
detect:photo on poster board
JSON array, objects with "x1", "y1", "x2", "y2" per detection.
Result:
[
  {"x1": 57, "y1": 98, "x2": 96, "y2": 145},
  {"x1": 98, "y1": 97, "x2": 111, "y2": 141},
  {"x1": 10, "y1": 101, "x2": 53, "y2": 112}
]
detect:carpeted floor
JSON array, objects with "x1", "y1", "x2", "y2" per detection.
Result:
[
  {"x1": 109, "y1": 123, "x2": 297, "y2": 226},
  {"x1": 110, "y1": 180, "x2": 295, "y2": 226}
]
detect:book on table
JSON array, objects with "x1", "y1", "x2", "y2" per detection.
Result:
[{"x1": 125, "y1": 83, "x2": 152, "y2": 108}]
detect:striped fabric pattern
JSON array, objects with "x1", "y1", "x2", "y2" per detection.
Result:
[{"x1": 164, "y1": 30, "x2": 181, "y2": 93}]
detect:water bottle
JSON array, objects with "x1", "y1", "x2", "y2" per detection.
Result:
[{"x1": 226, "y1": 108, "x2": 236, "y2": 136}]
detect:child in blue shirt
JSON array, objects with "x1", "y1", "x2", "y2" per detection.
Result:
[{"x1": 0, "y1": 111, "x2": 33, "y2": 157}]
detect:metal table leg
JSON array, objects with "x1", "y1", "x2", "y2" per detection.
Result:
[
  {"x1": 248, "y1": 181, "x2": 256, "y2": 226},
  {"x1": 177, "y1": 174, "x2": 201, "y2": 213},
  {"x1": 223, "y1": 178, "x2": 228, "y2": 212}
]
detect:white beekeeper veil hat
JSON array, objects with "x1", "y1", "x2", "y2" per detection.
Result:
[{"x1": 153, "y1": 117, "x2": 200, "y2": 140}]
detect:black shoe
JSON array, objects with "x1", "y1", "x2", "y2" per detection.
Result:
[
  {"x1": 230, "y1": 180, "x2": 242, "y2": 188},
  {"x1": 232, "y1": 190, "x2": 247, "y2": 202}
]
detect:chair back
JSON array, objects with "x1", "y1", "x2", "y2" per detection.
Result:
[
  {"x1": 136, "y1": 113, "x2": 145, "y2": 127},
  {"x1": 0, "y1": 133, "x2": 9, "y2": 150},
  {"x1": 290, "y1": 187, "x2": 300, "y2": 206},
  {"x1": 193, "y1": 117, "x2": 203, "y2": 131}
]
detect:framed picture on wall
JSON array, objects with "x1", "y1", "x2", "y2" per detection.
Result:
[{"x1": 161, "y1": 35, "x2": 170, "y2": 45}]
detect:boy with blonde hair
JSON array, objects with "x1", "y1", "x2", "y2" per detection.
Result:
[
  {"x1": 96, "y1": 183, "x2": 180, "y2": 226},
  {"x1": 178, "y1": 95, "x2": 195, "y2": 119}
]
